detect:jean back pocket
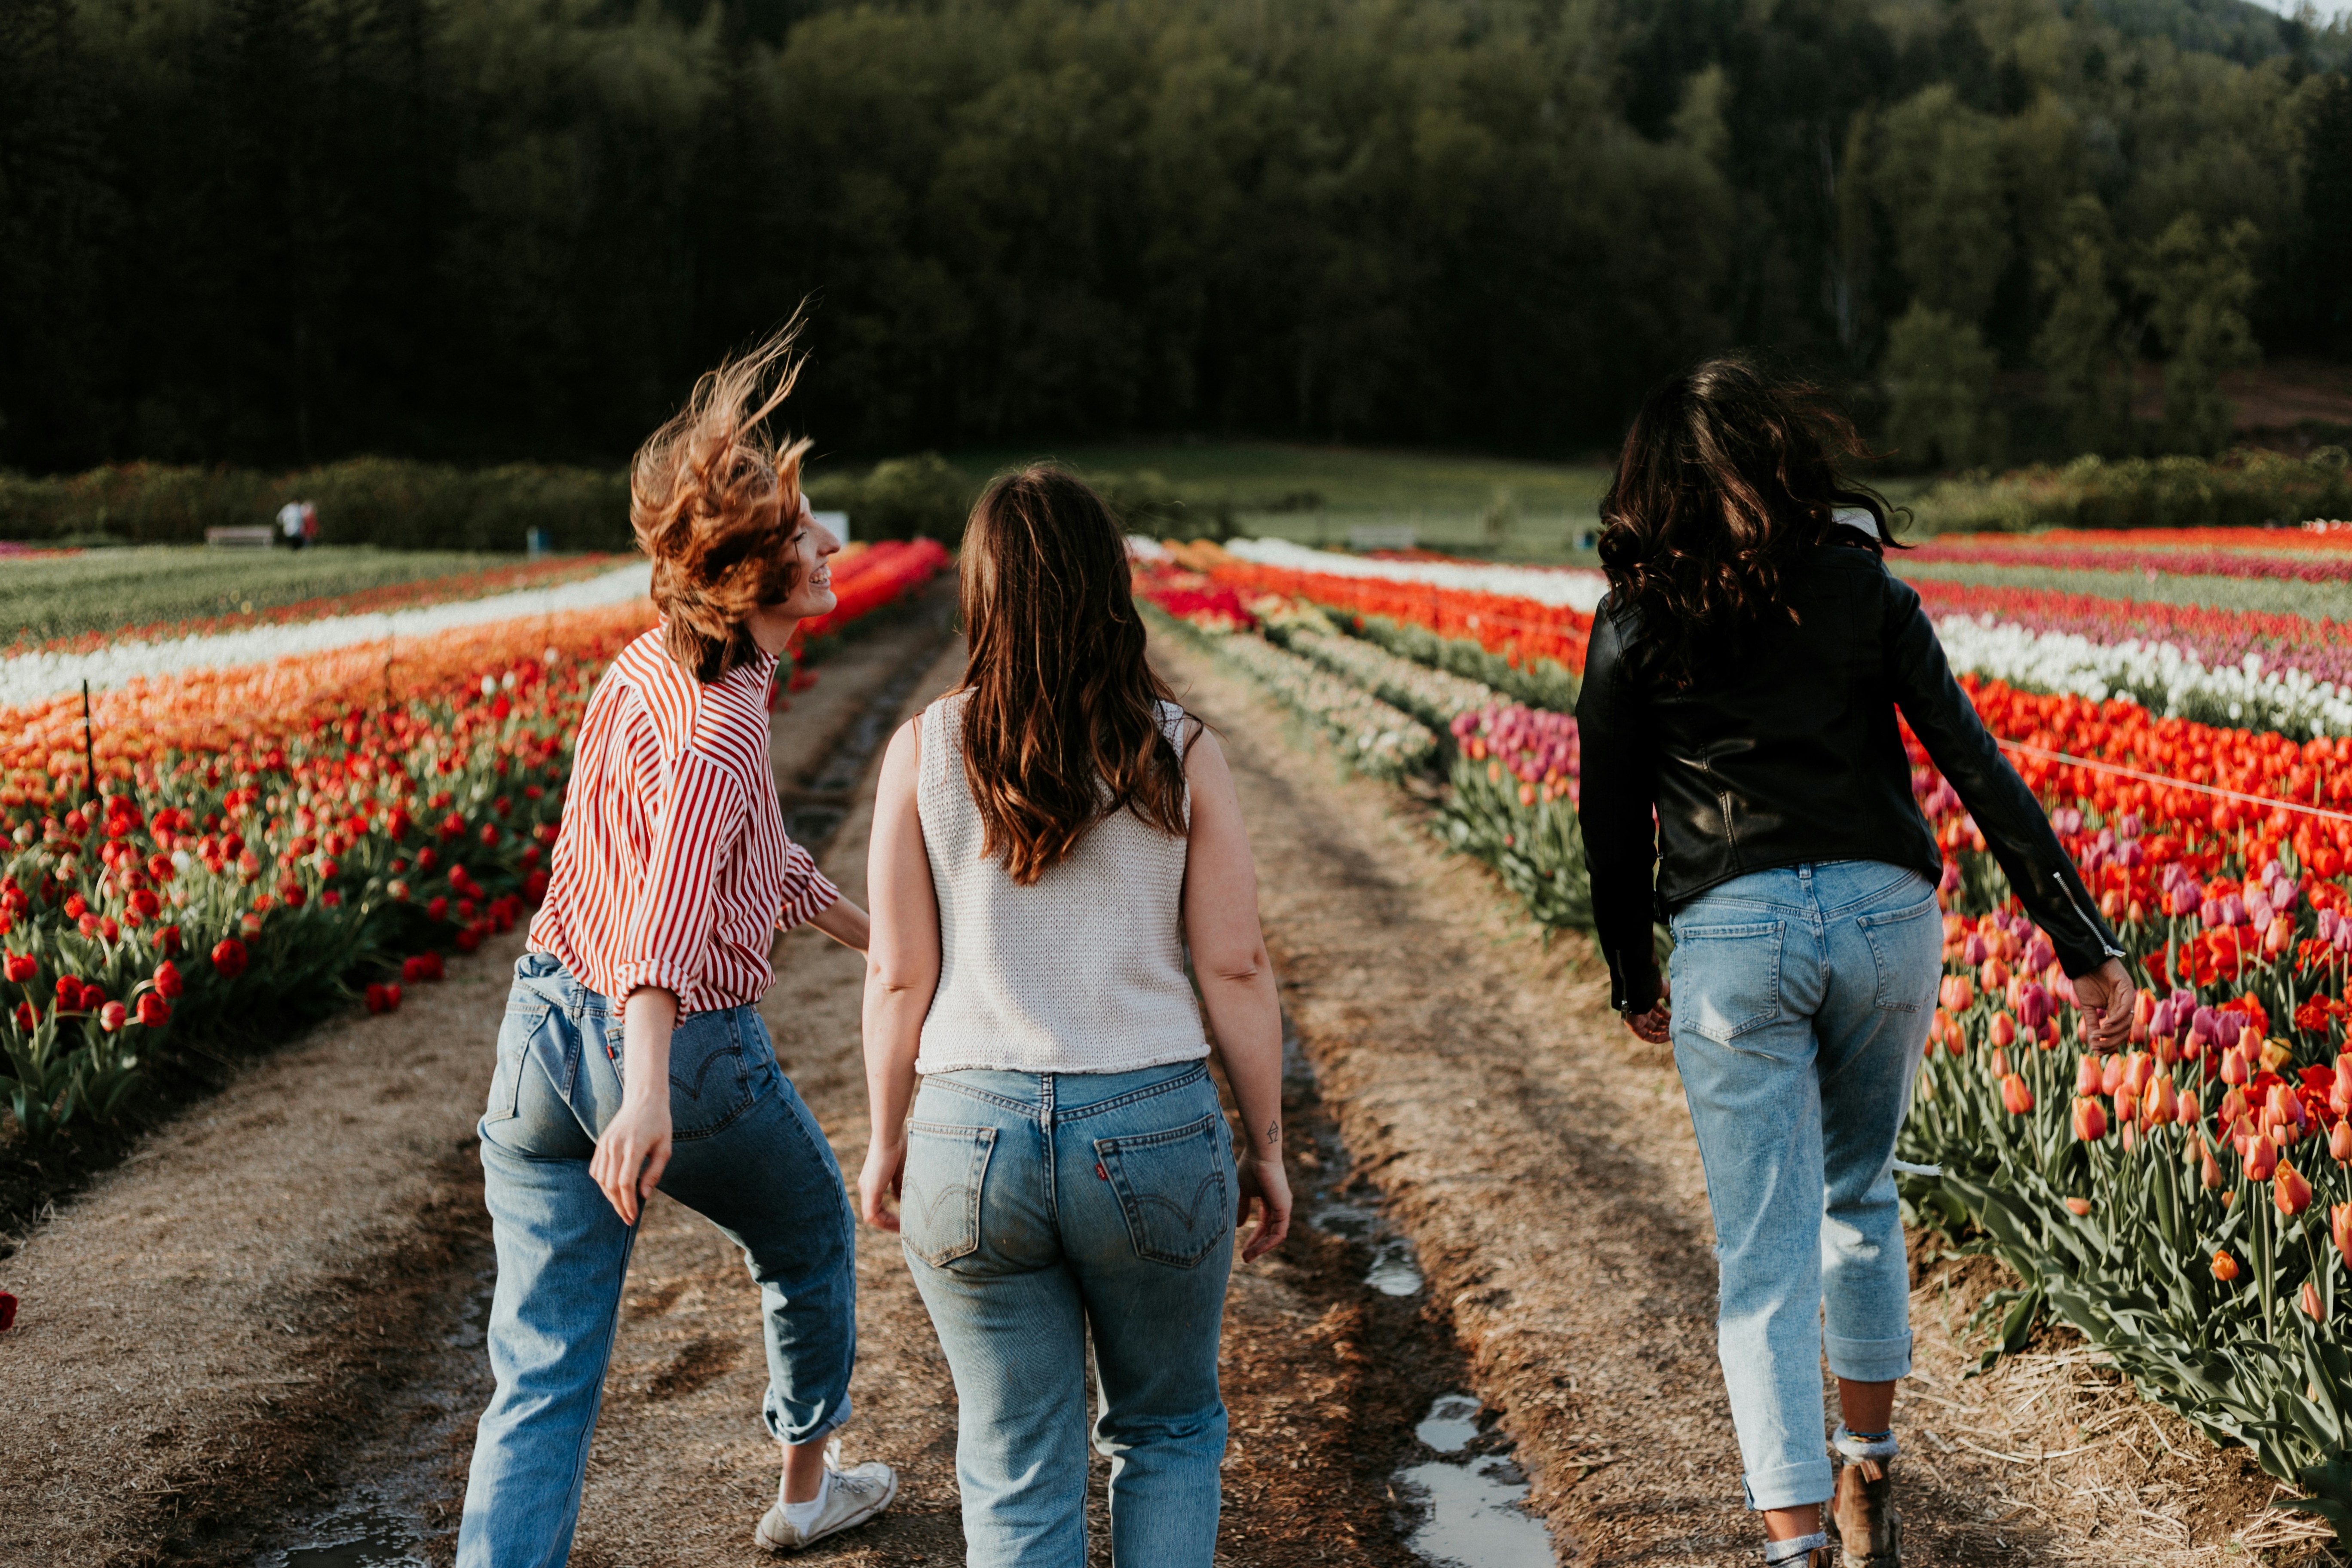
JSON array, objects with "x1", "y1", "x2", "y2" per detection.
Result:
[
  {"x1": 655, "y1": 1008, "x2": 759, "y2": 1139},
  {"x1": 1669, "y1": 919, "x2": 1786, "y2": 1044},
  {"x1": 1859, "y1": 893, "x2": 1942, "y2": 1014},
  {"x1": 903, "y1": 1122, "x2": 995, "y2": 1267},
  {"x1": 1095, "y1": 1112, "x2": 1231, "y2": 1268}
]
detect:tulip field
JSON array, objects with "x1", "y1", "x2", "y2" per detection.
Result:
[
  {"x1": 0, "y1": 539, "x2": 948, "y2": 1144},
  {"x1": 1133, "y1": 521, "x2": 2352, "y2": 1536}
]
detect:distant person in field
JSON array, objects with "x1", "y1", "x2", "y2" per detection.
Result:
[
  {"x1": 858, "y1": 467, "x2": 1291, "y2": 1567},
  {"x1": 1576, "y1": 359, "x2": 2136, "y2": 1568},
  {"x1": 277, "y1": 499, "x2": 306, "y2": 550},
  {"x1": 456, "y1": 331, "x2": 897, "y2": 1562}
]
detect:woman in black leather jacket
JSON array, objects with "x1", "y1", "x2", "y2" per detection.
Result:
[{"x1": 1575, "y1": 361, "x2": 2136, "y2": 1568}]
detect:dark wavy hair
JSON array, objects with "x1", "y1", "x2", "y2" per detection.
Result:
[
  {"x1": 956, "y1": 466, "x2": 1192, "y2": 885},
  {"x1": 1597, "y1": 358, "x2": 1896, "y2": 685}
]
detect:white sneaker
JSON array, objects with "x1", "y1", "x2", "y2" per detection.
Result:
[{"x1": 754, "y1": 1442, "x2": 899, "y2": 1553}]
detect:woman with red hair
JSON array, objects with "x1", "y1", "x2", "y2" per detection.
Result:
[{"x1": 458, "y1": 334, "x2": 896, "y2": 1563}]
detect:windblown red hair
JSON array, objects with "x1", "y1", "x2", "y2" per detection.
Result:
[{"x1": 632, "y1": 328, "x2": 814, "y2": 682}]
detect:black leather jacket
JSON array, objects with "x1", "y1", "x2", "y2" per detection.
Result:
[{"x1": 1574, "y1": 538, "x2": 2123, "y2": 1013}]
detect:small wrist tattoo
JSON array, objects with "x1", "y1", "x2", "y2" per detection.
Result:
[{"x1": 1265, "y1": 1119, "x2": 1281, "y2": 1146}]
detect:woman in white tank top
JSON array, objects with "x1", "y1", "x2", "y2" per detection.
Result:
[{"x1": 858, "y1": 467, "x2": 1291, "y2": 1567}]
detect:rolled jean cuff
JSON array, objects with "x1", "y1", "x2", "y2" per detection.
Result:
[
  {"x1": 1825, "y1": 1329, "x2": 1913, "y2": 1384},
  {"x1": 765, "y1": 1392, "x2": 852, "y2": 1447},
  {"x1": 1742, "y1": 1458, "x2": 1834, "y2": 1513}
]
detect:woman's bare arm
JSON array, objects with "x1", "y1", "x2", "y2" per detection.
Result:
[
  {"x1": 590, "y1": 984, "x2": 677, "y2": 1225},
  {"x1": 1181, "y1": 727, "x2": 1292, "y2": 1263},
  {"x1": 857, "y1": 719, "x2": 940, "y2": 1231}
]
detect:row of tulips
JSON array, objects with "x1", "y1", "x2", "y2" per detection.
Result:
[
  {"x1": 1917, "y1": 582, "x2": 2352, "y2": 737},
  {"x1": 1135, "y1": 556, "x2": 1601, "y2": 936},
  {"x1": 0, "y1": 550, "x2": 945, "y2": 1145},
  {"x1": 1908, "y1": 539, "x2": 2352, "y2": 582},
  {"x1": 1897, "y1": 684, "x2": 2352, "y2": 1535},
  {"x1": 9, "y1": 553, "x2": 622, "y2": 660},
  {"x1": 1927, "y1": 524, "x2": 2352, "y2": 555},
  {"x1": 1179, "y1": 541, "x2": 1596, "y2": 678}
]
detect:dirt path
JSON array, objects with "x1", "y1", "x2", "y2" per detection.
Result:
[{"x1": 1150, "y1": 633, "x2": 2310, "y2": 1568}]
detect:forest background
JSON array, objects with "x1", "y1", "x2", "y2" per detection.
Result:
[{"x1": 2, "y1": 0, "x2": 2350, "y2": 480}]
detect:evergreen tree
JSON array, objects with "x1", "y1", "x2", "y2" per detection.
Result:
[
  {"x1": 2033, "y1": 195, "x2": 2133, "y2": 457},
  {"x1": 2131, "y1": 214, "x2": 2261, "y2": 457},
  {"x1": 1883, "y1": 302, "x2": 2006, "y2": 469}
]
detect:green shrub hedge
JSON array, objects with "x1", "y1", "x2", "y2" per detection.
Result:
[
  {"x1": 0, "y1": 460, "x2": 634, "y2": 551},
  {"x1": 1910, "y1": 447, "x2": 2352, "y2": 533}
]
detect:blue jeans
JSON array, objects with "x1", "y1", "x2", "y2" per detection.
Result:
[
  {"x1": 456, "y1": 953, "x2": 858, "y2": 1568},
  {"x1": 902, "y1": 1060, "x2": 1234, "y2": 1568},
  {"x1": 1666, "y1": 861, "x2": 1941, "y2": 1513}
]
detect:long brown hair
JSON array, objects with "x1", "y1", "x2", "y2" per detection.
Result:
[
  {"x1": 956, "y1": 466, "x2": 1190, "y2": 885},
  {"x1": 1597, "y1": 357, "x2": 1895, "y2": 685},
  {"x1": 631, "y1": 326, "x2": 814, "y2": 682}
]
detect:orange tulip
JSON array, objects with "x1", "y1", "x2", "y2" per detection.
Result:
[
  {"x1": 2304, "y1": 1280, "x2": 2329, "y2": 1322},
  {"x1": 2144, "y1": 1075, "x2": 2178, "y2": 1128},
  {"x1": 2065, "y1": 1197, "x2": 2092, "y2": 1216},
  {"x1": 2072, "y1": 1096, "x2": 2109, "y2": 1143},
  {"x1": 2331, "y1": 1202, "x2": 2352, "y2": 1259},
  {"x1": 2000, "y1": 1073, "x2": 2034, "y2": 1116},
  {"x1": 2199, "y1": 1139, "x2": 2226, "y2": 1189},
  {"x1": 1991, "y1": 1012, "x2": 2017, "y2": 1049},
  {"x1": 2332, "y1": 1120, "x2": 2352, "y2": 1163},
  {"x1": 2276, "y1": 1161, "x2": 2315, "y2": 1216},
  {"x1": 2213, "y1": 1250, "x2": 2241, "y2": 1283},
  {"x1": 2245, "y1": 1136, "x2": 2279, "y2": 1182},
  {"x1": 2075, "y1": 1055, "x2": 2104, "y2": 1097}
]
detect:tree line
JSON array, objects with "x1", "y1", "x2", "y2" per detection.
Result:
[{"x1": 1, "y1": 0, "x2": 2346, "y2": 478}]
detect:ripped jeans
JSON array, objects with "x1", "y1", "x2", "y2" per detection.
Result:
[{"x1": 1668, "y1": 861, "x2": 1941, "y2": 1512}]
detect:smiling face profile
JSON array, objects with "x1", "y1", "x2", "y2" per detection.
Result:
[{"x1": 744, "y1": 501, "x2": 843, "y2": 653}]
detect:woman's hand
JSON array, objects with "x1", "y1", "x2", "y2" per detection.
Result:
[
  {"x1": 1622, "y1": 972, "x2": 1672, "y2": 1045},
  {"x1": 858, "y1": 1137, "x2": 907, "y2": 1231},
  {"x1": 590, "y1": 1095, "x2": 672, "y2": 1226},
  {"x1": 2071, "y1": 957, "x2": 2137, "y2": 1052},
  {"x1": 1236, "y1": 1154, "x2": 1292, "y2": 1263}
]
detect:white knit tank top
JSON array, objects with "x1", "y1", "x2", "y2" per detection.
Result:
[{"x1": 914, "y1": 692, "x2": 1207, "y2": 1075}]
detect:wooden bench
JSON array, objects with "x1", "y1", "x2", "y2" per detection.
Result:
[{"x1": 204, "y1": 526, "x2": 277, "y2": 549}]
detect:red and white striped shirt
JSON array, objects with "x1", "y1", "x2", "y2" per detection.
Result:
[{"x1": 527, "y1": 626, "x2": 838, "y2": 1013}]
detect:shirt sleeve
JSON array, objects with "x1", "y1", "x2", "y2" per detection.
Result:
[
  {"x1": 612, "y1": 749, "x2": 747, "y2": 998},
  {"x1": 1574, "y1": 602, "x2": 1664, "y2": 1013},
  {"x1": 775, "y1": 836, "x2": 840, "y2": 931},
  {"x1": 1882, "y1": 573, "x2": 2123, "y2": 977}
]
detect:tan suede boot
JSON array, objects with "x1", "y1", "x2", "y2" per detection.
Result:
[{"x1": 1830, "y1": 1426, "x2": 1901, "y2": 1567}]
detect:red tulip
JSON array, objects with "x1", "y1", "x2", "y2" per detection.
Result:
[
  {"x1": 365, "y1": 983, "x2": 391, "y2": 1014},
  {"x1": 12, "y1": 1002, "x2": 34, "y2": 1033},
  {"x1": 3, "y1": 952, "x2": 34, "y2": 984},
  {"x1": 98, "y1": 1001, "x2": 126, "y2": 1033},
  {"x1": 2073, "y1": 1096, "x2": 2108, "y2": 1142},
  {"x1": 135, "y1": 992, "x2": 169, "y2": 1029},
  {"x1": 152, "y1": 960, "x2": 182, "y2": 999},
  {"x1": 211, "y1": 937, "x2": 249, "y2": 980},
  {"x1": 2000, "y1": 1073, "x2": 2034, "y2": 1116},
  {"x1": 0, "y1": 1291, "x2": 14, "y2": 1332},
  {"x1": 2277, "y1": 1161, "x2": 2315, "y2": 1216},
  {"x1": 427, "y1": 896, "x2": 449, "y2": 922},
  {"x1": 382, "y1": 982, "x2": 402, "y2": 1012}
]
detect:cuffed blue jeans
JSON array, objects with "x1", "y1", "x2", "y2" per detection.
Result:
[
  {"x1": 456, "y1": 953, "x2": 857, "y2": 1568},
  {"x1": 901, "y1": 1060, "x2": 1234, "y2": 1568},
  {"x1": 1667, "y1": 861, "x2": 1941, "y2": 1512}
]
